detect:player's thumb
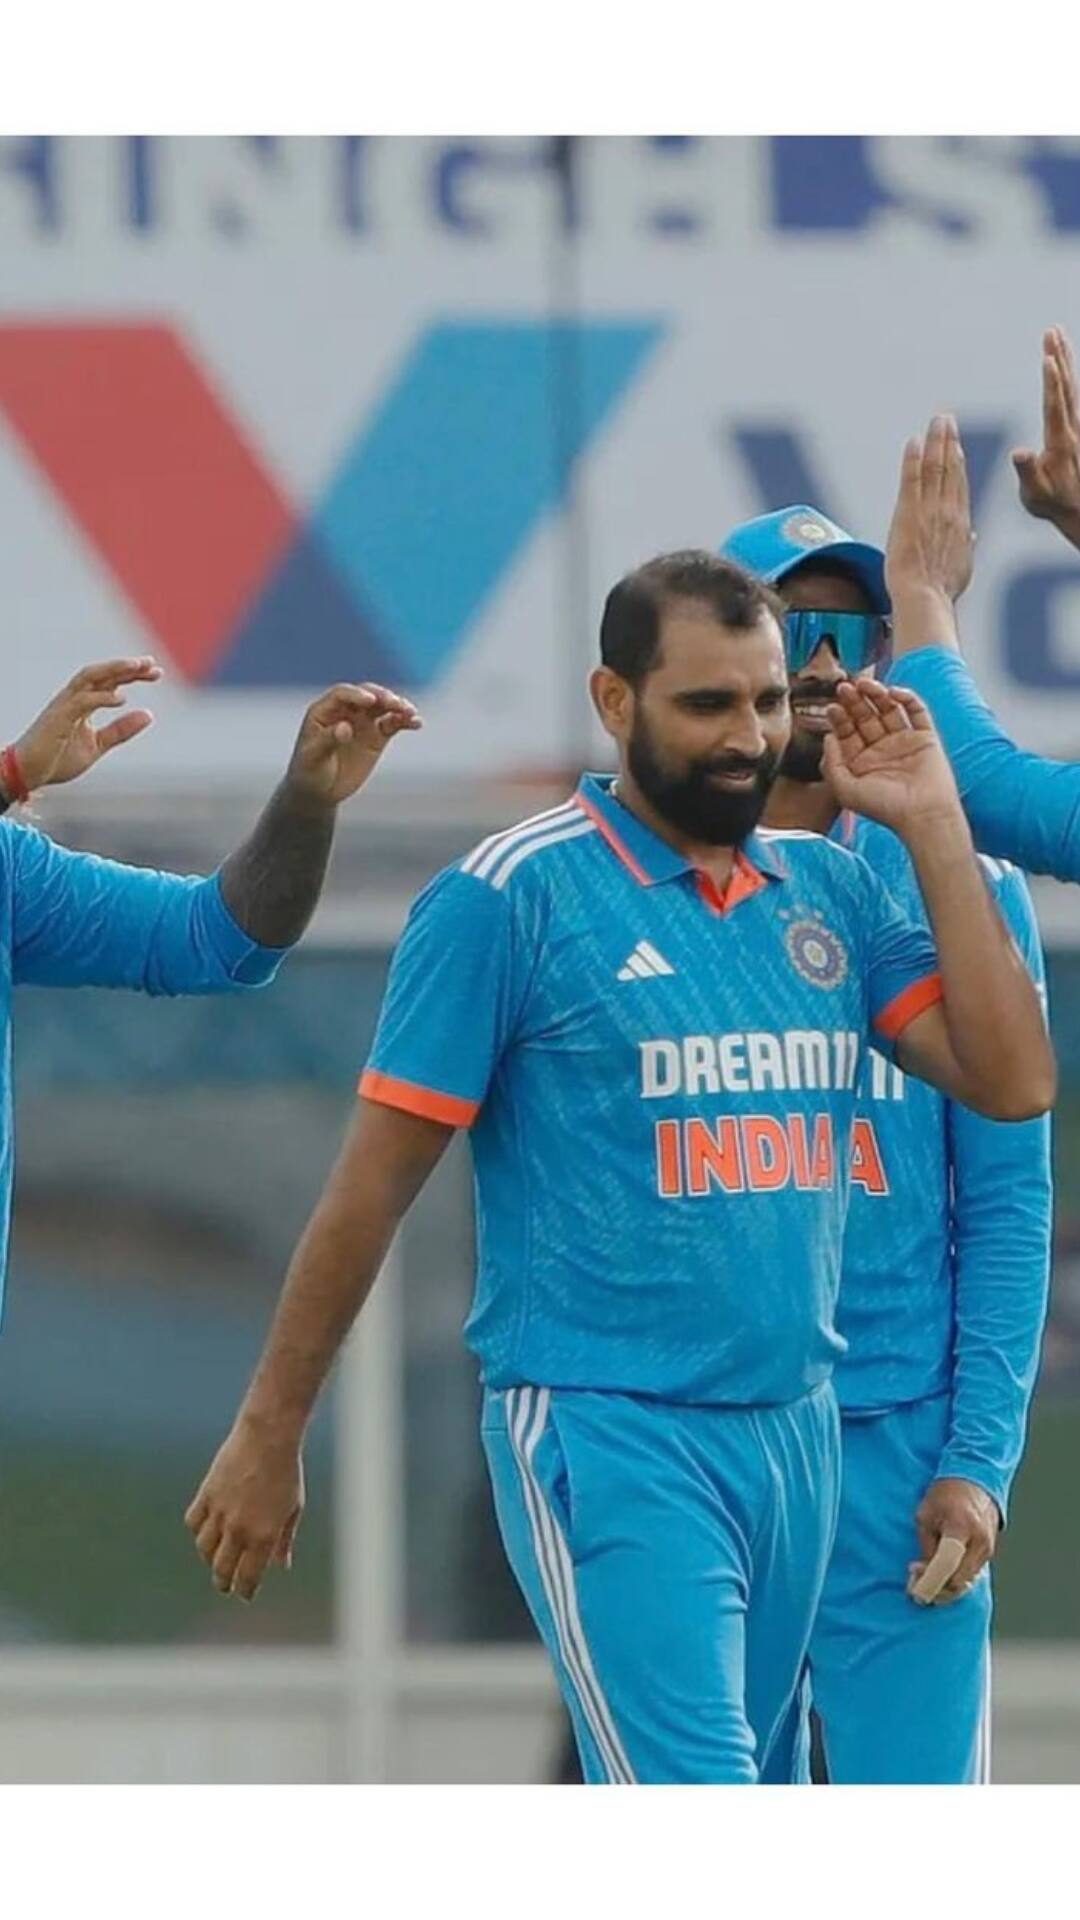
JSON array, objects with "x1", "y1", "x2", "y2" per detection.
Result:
[{"x1": 1011, "y1": 448, "x2": 1038, "y2": 485}]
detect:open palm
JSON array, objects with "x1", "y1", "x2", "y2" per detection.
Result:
[{"x1": 822, "y1": 681, "x2": 959, "y2": 832}]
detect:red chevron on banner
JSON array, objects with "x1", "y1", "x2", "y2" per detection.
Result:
[{"x1": 0, "y1": 323, "x2": 298, "y2": 680}]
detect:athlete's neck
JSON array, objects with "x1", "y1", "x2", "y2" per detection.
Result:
[
  {"x1": 611, "y1": 772, "x2": 737, "y2": 888},
  {"x1": 765, "y1": 775, "x2": 840, "y2": 838}
]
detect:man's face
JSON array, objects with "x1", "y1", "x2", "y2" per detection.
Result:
[
  {"x1": 779, "y1": 567, "x2": 876, "y2": 783},
  {"x1": 610, "y1": 601, "x2": 792, "y2": 844}
]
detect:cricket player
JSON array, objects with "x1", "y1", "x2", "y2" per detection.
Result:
[
  {"x1": 185, "y1": 432, "x2": 1052, "y2": 1786},
  {"x1": 885, "y1": 330, "x2": 1080, "y2": 879},
  {"x1": 0, "y1": 653, "x2": 419, "y2": 1324},
  {"x1": 720, "y1": 502, "x2": 1052, "y2": 1785}
]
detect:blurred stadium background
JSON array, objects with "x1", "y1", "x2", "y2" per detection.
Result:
[{"x1": 1, "y1": 135, "x2": 1079, "y2": 1782}]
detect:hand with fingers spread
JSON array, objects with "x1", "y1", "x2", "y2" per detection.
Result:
[
  {"x1": 885, "y1": 415, "x2": 975, "y2": 658},
  {"x1": 823, "y1": 680, "x2": 962, "y2": 838},
  {"x1": 907, "y1": 1477, "x2": 1000, "y2": 1608},
  {"x1": 184, "y1": 1415, "x2": 305, "y2": 1604},
  {"x1": 285, "y1": 682, "x2": 422, "y2": 810},
  {"x1": 3, "y1": 655, "x2": 162, "y2": 800},
  {"x1": 1012, "y1": 326, "x2": 1080, "y2": 550}
]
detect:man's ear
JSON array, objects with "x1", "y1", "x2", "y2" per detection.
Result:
[{"x1": 590, "y1": 666, "x2": 634, "y2": 742}]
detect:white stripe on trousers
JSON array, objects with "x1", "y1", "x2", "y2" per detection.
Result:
[
  {"x1": 979, "y1": 1648, "x2": 993, "y2": 1783},
  {"x1": 505, "y1": 1386, "x2": 636, "y2": 1784}
]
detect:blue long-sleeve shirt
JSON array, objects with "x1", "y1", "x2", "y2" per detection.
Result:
[
  {"x1": 836, "y1": 815, "x2": 1052, "y2": 1518},
  {"x1": 888, "y1": 647, "x2": 1080, "y2": 879},
  {"x1": 0, "y1": 818, "x2": 289, "y2": 1312}
]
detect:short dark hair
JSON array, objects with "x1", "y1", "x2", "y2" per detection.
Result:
[{"x1": 600, "y1": 550, "x2": 785, "y2": 684}]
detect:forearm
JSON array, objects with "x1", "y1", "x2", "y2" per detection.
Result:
[
  {"x1": 942, "y1": 1112, "x2": 1052, "y2": 1516},
  {"x1": 902, "y1": 814, "x2": 1054, "y2": 1114},
  {"x1": 943, "y1": 1243, "x2": 1050, "y2": 1515},
  {"x1": 889, "y1": 584, "x2": 961, "y2": 660},
  {"x1": 241, "y1": 1196, "x2": 397, "y2": 1440},
  {"x1": 888, "y1": 651, "x2": 1080, "y2": 880},
  {"x1": 942, "y1": 1349, "x2": 1043, "y2": 1520},
  {"x1": 219, "y1": 779, "x2": 336, "y2": 948},
  {"x1": 239, "y1": 1105, "x2": 449, "y2": 1436}
]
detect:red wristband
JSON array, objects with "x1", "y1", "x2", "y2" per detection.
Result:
[{"x1": 0, "y1": 745, "x2": 31, "y2": 805}]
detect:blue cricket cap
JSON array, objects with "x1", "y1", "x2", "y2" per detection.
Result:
[{"x1": 719, "y1": 505, "x2": 889, "y2": 615}]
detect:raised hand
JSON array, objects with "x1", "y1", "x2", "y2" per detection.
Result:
[
  {"x1": 6, "y1": 656, "x2": 161, "y2": 796},
  {"x1": 285, "y1": 682, "x2": 421, "y2": 809},
  {"x1": 1012, "y1": 326, "x2": 1080, "y2": 550},
  {"x1": 822, "y1": 680, "x2": 962, "y2": 838},
  {"x1": 885, "y1": 416, "x2": 975, "y2": 657}
]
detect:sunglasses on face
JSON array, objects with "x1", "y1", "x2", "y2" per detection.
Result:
[{"x1": 782, "y1": 608, "x2": 892, "y2": 677}]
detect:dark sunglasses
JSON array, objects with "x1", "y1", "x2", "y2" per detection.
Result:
[{"x1": 783, "y1": 608, "x2": 892, "y2": 676}]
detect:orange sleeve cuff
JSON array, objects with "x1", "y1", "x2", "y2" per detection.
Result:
[
  {"x1": 358, "y1": 1069, "x2": 480, "y2": 1129},
  {"x1": 874, "y1": 971, "x2": 944, "y2": 1042}
]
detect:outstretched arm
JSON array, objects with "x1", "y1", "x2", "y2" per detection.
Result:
[
  {"x1": 7, "y1": 681, "x2": 420, "y2": 994},
  {"x1": 881, "y1": 406, "x2": 1080, "y2": 879}
]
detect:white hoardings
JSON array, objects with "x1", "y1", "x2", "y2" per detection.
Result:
[{"x1": 2, "y1": 136, "x2": 1080, "y2": 788}]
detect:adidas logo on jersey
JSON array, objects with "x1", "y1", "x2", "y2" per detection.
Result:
[{"x1": 617, "y1": 941, "x2": 676, "y2": 982}]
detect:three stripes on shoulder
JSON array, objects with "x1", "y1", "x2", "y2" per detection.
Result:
[{"x1": 460, "y1": 800, "x2": 596, "y2": 892}]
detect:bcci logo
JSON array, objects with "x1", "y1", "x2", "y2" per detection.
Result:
[
  {"x1": 784, "y1": 514, "x2": 832, "y2": 548},
  {"x1": 785, "y1": 916, "x2": 849, "y2": 991}
]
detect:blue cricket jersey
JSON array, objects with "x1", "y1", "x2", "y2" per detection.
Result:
[
  {"x1": 362, "y1": 774, "x2": 943, "y2": 1407},
  {"x1": 889, "y1": 647, "x2": 1080, "y2": 880},
  {"x1": 833, "y1": 813, "x2": 1052, "y2": 1517},
  {"x1": 0, "y1": 818, "x2": 288, "y2": 1317}
]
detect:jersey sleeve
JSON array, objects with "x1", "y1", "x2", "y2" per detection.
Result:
[
  {"x1": 7, "y1": 821, "x2": 287, "y2": 994},
  {"x1": 939, "y1": 864, "x2": 1053, "y2": 1519},
  {"x1": 360, "y1": 865, "x2": 528, "y2": 1128},
  {"x1": 887, "y1": 648, "x2": 1080, "y2": 881},
  {"x1": 858, "y1": 859, "x2": 943, "y2": 1056}
]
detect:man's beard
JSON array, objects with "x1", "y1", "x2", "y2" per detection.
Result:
[
  {"x1": 779, "y1": 727, "x2": 827, "y2": 783},
  {"x1": 628, "y1": 713, "x2": 780, "y2": 845}
]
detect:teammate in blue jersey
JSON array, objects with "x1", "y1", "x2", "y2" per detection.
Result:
[
  {"x1": 886, "y1": 330, "x2": 1080, "y2": 880},
  {"x1": 187, "y1": 504, "x2": 1053, "y2": 1784},
  {"x1": 0, "y1": 653, "x2": 420, "y2": 1320},
  {"x1": 721, "y1": 499, "x2": 1053, "y2": 1784}
]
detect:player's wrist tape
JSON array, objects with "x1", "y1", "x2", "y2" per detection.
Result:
[
  {"x1": 0, "y1": 745, "x2": 31, "y2": 807},
  {"x1": 909, "y1": 1536, "x2": 967, "y2": 1605}
]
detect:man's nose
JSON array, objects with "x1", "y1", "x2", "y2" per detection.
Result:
[
  {"x1": 718, "y1": 707, "x2": 766, "y2": 760},
  {"x1": 804, "y1": 638, "x2": 842, "y2": 677}
]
